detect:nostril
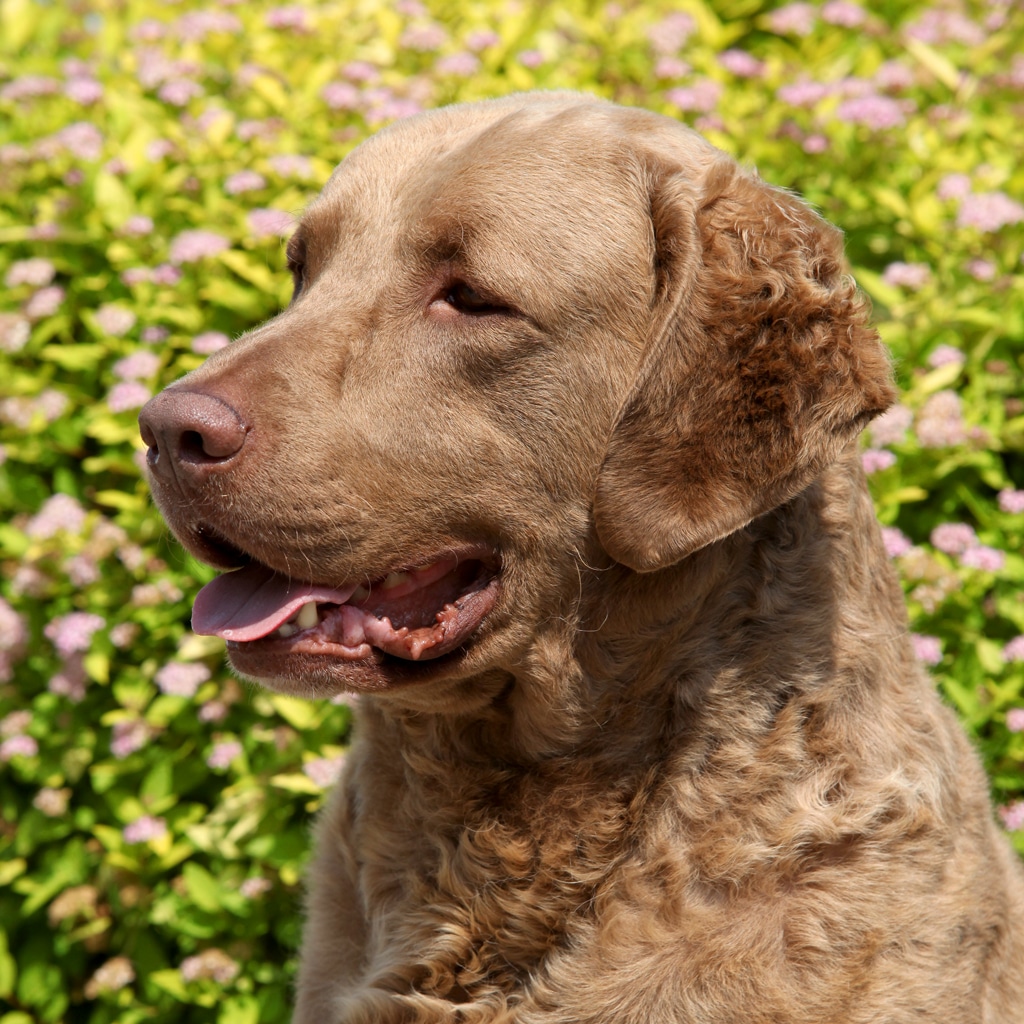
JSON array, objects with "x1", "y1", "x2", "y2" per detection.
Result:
[{"x1": 138, "y1": 389, "x2": 248, "y2": 479}]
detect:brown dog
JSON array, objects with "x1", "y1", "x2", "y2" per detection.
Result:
[{"x1": 140, "y1": 93, "x2": 1024, "y2": 1023}]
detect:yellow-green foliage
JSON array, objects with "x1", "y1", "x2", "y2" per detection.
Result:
[{"x1": 1, "y1": 1, "x2": 1023, "y2": 1021}]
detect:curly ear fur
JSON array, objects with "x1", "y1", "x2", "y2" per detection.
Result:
[{"x1": 594, "y1": 156, "x2": 897, "y2": 572}]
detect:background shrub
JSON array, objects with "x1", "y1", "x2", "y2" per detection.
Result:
[{"x1": 1, "y1": 0, "x2": 1022, "y2": 1021}]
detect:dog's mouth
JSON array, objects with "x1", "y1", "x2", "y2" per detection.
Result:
[{"x1": 190, "y1": 544, "x2": 501, "y2": 674}]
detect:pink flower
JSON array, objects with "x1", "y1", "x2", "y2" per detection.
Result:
[
  {"x1": 927, "y1": 344, "x2": 964, "y2": 368},
  {"x1": 123, "y1": 814, "x2": 167, "y2": 843},
  {"x1": 1008, "y1": 709, "x2": 1024, "y2": 733},
  {"x1": 199, "y1": 700, "x2": 229, "y2": 722},
  {"x1": 56, "y1": 122, "x2": 104, "y2": 160},
  {"x1": 822, "y1": 1, "x2": 865, "y2": 27},
  {"x1": 24, "y1": 285, "x2": 65, "y2": 319},
  {"x1": 1004, "y1": 636, "x2": 1024, "y2": 663},
  {"x1": 5, "y1": 258, "x2": 57, "y2": 288},
  {"x1": 0, "y1": 75, "x2": 60, "y2": 101},
  {"x1": 869, "y1": 404, "x2": 912, "y2": 447},
  {"x1": 777, "y1": 80, "x2": 830, "y2": 107},
  {"x1": 45, "y1": 612, "x2": 105, "y2": 657},
  {"x1": 769, "y1": 2, "x2": 817, "y2": 36},
  {"x1": 666, "y1": 80, "x2": 722, "y2": 113},
  {"x1": 152, "y1": 263, "x2": 183, "y2": 285},
  {"x1": 267, "y1": 154, "x2": 312, "y2": 178},
  {"x1": 655, "y1": 57, "x2": 691, "y2": 79},
  {"x1": 180, "y1": 949, "x2": 239, "y2": 984},
  {"x1": 247, "y1": 208, "x2": 295, "y2": 239},
  {"x1": 937, "y1": 173, "x2": 971, "y2": 201},
  {"x1": 718, "y1": 50, "x2": 765, "y2": 78},
  {"x1": 0, "y1": 599, "x2": 28, "y2": 673},
  {"x1": 835, "y1": 95, "x2": 909, "y2": 130},
  {"x1": 341, "y1": 60, "x2": 380, "y2": 81},
  {"x1": 49, "y1": 656, "x2": 87, "y2": 702},
  {"x1": 517, "y1": 50, "x2": 545, "y2": 69},
  {"x1": 303, "y1": 754, "x2": 345, "y2": 788},
  {"x1": 84, "y1": 958, "x2": 135, "y2": 998},
  {"x1": 107, "y1": 381, "x2": 151, "y2": 412},
  {"x1": 959, "y1": 545, "x2": 1006, "y2": 572},
  {"x1": 882, "y1": 261, "x2": 931, "y2": 289},
  {"x1": 0, "y1": 735, "x2": 38, "y2": 760},
  {"x1": 207, "y1": 740, "x2": 243, "y2": 769},
  {"x1": 158, "y1": 79, "x2": 204, "y2": 106},
  {"x1": 192, "y1": 331, "x2": 230, "y2": 354},
  {"x1": 111, "y1": 720, "x2": 152, "y2": 759},
  {"x1": 0, "y1": 314, "x2": 30, "y2": 352},
  {"x1": 1000, "y1": 801, "x2": 1024, "y2": 832},
  {"x1": 802, "y1": 135, "x2": 828, "y2": 154},
  {"x1": 27, "y1": 493, "x2": 86, "y2": 538},
  {"x1": 120, "y1": 267, "x2": 150, "y2": 286},
  {"x1": 647, "y1": 11, "x2": 696, "y2": 53},
  {"x1": 240, "y1": 877, "x2": 272, "y2": 898},
  {"x1": 65, "y1": 77, "x2": 103, "y2": 105},
  {"x1": 861, "y1": 449, "x2": 896, "y2": 474},
  {"x1": 0, "y1": 711, "x2": 32, "y2": 737},
  {"x1": 957, "y1": 192, "x2": 1024, "y2": 232},
  {"x1": 121, "y1": 215, "x2": 154, "y2": 236},
  {"x1": 266, "y1": 6, "x2": 310, "y2": 31},
  {"x1": 400, "y1": 23, "x2": 447, "y2": 51},
  {"x1": 94, "y1": 304, "x2": 136, "y2": 336},
  {"x1": 915, "y1": 391, "x2": 966, "y2": 448},
  {"x1": 142, "y1": 326, "x2": 169, "y2": 344},
  {"x1": 169, "y1": 230, "x2": 230, "y2": 264},
  {"x1": 224, "y1": 170, "x2": 266, "y2": 195},
  {"x1": 464, "y1": 31, "x2": 499, "y2": 52},
  {"x1": 965, "y1": 258, "x2": 996, "y2": 281},
  {"x1": 322, "y1": 81, "x2": 360, "y2": 110},
  {"x1": 155, "y1": 661, "x2": 211, "y2": 698},
  {"x1": 435, "y1": 52, "x2": 480, "y2": 77},
  {"x1": 997, "y1": 489, "x2": 1024, "y2": 514},
  {"x1": 113, "y1": 351, "x2": 160, "y2": 381},
  {"x1": 34, "y1": 787, "x2": 71, "y2": 816},
  {"x1": 906, "y1": 9, "x2": 984, "y2": 47},
  {"x1": 873, "y1": 61, "x2": 915, "y2": 91},
  {"x1": 911, "y1": 634, "x2": 942, "y2": 665},
  {"x1": 930, "y1": 522, "x2": 977, "y2": 555},
  {"x1": 146, "y1": 139, "x2": 176, "y2": 161}
]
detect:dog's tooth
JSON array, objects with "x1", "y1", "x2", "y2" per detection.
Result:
[
  {"x1": 351, "y1": 584, "x2": 370, "y2": 602},
  {"x1": 412, "y1": 560, "x2": 438, "y2": 574},
  {"x1": 296, "y1": 601, "x2": 319, "y2": 630},
  {"x1": 382, "y1": 571, "x2": 410, "y2": 590},
  {"x1": 277, "y1": 622, "x2": 297, "y2": 638}
]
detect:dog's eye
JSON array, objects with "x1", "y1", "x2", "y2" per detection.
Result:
[
  {"x1": 445, "y1": 281, "x2": 506, "y2": 316},
  {"x1": 287, "y1": 259, "x2": 305, "y2": 300}
]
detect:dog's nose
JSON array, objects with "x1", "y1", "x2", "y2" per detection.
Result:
[{"x1": 139, "y1": 389, "x2": 248, "y2": 482}]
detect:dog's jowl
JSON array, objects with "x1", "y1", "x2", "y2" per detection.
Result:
[{"x1": 140, "y1": 93, "x2": 1024, "y2": 1024}]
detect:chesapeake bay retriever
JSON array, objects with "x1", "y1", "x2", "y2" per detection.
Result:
[{"x1": 139, "y1": 93, "x2": 1024, "y2": 1022}]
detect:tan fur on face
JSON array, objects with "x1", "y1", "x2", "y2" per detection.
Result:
[{"x1": 146, "y1": 93, "x2": 1024, "y2": 1022}]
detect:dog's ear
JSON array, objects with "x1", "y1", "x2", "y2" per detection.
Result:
[{"x1": 593, "y1": 155, "x2": 896, "y2": 572}]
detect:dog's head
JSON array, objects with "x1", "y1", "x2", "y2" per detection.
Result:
[{"x1": 139, "y1": 93, "x2": 894, "y2": 703}]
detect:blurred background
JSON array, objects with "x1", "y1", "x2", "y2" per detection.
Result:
[{"x1": 0, "y1": 0, "x2": 1022, "y2": 1020}]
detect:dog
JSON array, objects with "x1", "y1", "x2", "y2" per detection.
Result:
[{"x1": 139, "y1": 92, "x2": 1024, "y2": 1023}]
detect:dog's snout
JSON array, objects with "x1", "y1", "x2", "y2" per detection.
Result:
[{"x1": 139, "y1": 389, "x2": 248, "y2": 481}]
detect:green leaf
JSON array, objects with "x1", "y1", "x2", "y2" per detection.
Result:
[
  {"x1": 269, "y1": 772, "x2": 322, "y2": 795},
  {"x1": 0, "y1": 926, "x2": 16, "y2": 998},
  {"x1": 182, "y1": 861, "x2": 223, "y2": 912},
  {"x1": 270, "y1": 694, "x2": 321, "y2": 730},
  {"x1": 36, "y1": 343, "x2": 109, "y2": 371},
  {"x1": 219, "y1": 995, "x2": 260, "y2": 1024}
]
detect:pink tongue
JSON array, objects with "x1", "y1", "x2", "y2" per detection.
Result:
[{"x1": 192, "y1": 563, "x2": 356, "y2": 642}]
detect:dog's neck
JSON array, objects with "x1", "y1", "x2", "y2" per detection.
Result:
[{"x1": 358, "y1": 450, "x2": 913, "y2": 780}]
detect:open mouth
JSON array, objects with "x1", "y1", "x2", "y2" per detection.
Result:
[{"x1": 191, "y1": 546, "x2": 500, "y2": 667}]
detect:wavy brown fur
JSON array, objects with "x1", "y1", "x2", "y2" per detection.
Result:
[{"x1": 143, "y1": 93, "x2": 1024, "y2": 1022}]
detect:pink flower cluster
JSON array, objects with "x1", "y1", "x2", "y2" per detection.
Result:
[
  {"x1": 44, "y1": 611, "x2": 105, "y2": 657},
  {"x1": 207, "y1": 739, "x2": 243, "y2": 769},
  {"x1": 26, "y1": 493, "x2": 86, "y2": 538},
  {"x1": 930, "y1": 523, "x2": 1005, "y2": 572},
  {"x1": 910, "y1": 634, "x2": 942, "y2": 665},
  {"x1": 1004, "y1": 636, "x2": 1024, "y2": 663},
  {"x1": 123, "y1": 814, "x2": 167, "y2": 843},
  {"x1": 5, "y1": 258, "x2": 57, "y2": 288},
  {"x1": 0, "y1": 598, "x2": 28, "y2": 682},
  {"x1": 998, "y1": 489, "x2": 1024, "y2": 514},
  {"x1": 180, "y1": 948, "x2": 240, "y2": 984},
  {"x1": 956, "y1": 192, "x2": 1024, "y2": 232},
  {"x1": 915, "y1": 391, "x2": 966, "y2": 448},
  {"x1": 247, "y1": 208, "x2": 295, "y2": 239},
  {"x1": 94, "y1": 304, "x2": 136, "y2": 337},
  {"x1": 169, "y1": 230, "x2": 231, "y2": 265},
  {"x1": 155, "y1": 661, "x2": 211, "y2": 698},
  {"x1": 107, "y1": 382, "x2": 151, "y2": 413},
  {"x1": 303, "y1": 754, "x2": 346, "y2": 788},
  {"x1": 192, "y1": 331, "x2": 231, "y2": 354},
  {"x1": 224, "y1": 170, "x2": 266, "y2": 195},
  {"x1": 881, "y1": 262, "x2": 930, "y2": 290}
]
